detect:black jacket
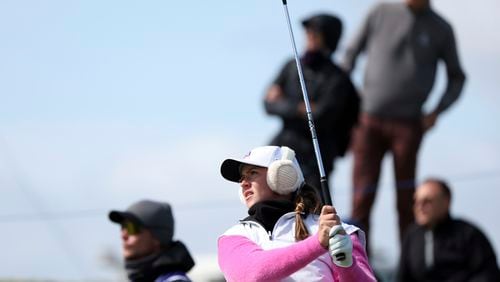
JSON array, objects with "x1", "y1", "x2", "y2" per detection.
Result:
[
  {"x1": 397, "y1": 216, "x2": 500, "y2": 282},
  {"x1": 265, "y1": 55, "x2": 359, "y2": 185}
]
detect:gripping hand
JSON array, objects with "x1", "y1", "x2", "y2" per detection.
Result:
[{"x1": 329, "y1": 225, "x2": 353, "y2": 268}]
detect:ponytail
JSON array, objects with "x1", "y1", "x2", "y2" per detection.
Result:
[{"x1": 294, "y1": 183, "x2": 321, "y2": 241}]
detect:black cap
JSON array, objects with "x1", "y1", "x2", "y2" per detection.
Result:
[
  {"x1": 109, "y1": 200, "x2": 174, "y2": 246},
  {"x1": 302, "y1": 14, "x2": 343, "y2": 53}
]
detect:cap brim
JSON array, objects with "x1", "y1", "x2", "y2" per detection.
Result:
[
  {"x1": 220, "y1": 159, "x2": 244, "y2": 182},
  {"x1": 220, "y1": 158, "x2": 268, "y2": 183},
  {"x1": 108, "y1": 210, "x2": 135, "y2": 224},
  {"x1": 301, "y1": 19, "x2": 311, "y2": 28},
  {"x1": 302, "y1": 20, "x2": 323, "y2": 34}
]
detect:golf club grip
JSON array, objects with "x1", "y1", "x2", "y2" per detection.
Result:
[
  {"x1": 323, "y1": 182, "x2": 346, "y2": 262},
  {"x1": 320, "y1": 179, "x2": 332, "y2": 206}
]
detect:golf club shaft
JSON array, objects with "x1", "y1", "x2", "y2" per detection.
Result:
[
  {"x1": 280, "y1": 0, "x2": 346, "y2": 261},
  {"x1": 281, "y1": 0, "x2": 332, "y2": 206}
]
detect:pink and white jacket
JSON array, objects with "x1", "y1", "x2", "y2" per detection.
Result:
[{"x1": 218, "y1": 212, "x2": 376, "y2": 282}]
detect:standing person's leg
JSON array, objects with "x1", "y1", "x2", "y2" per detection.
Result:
[
  {"x1": 351, "y1": 114, "x2": 388, "y2": 254},
  {"x1": 390, "y1": 120, "x2": 423, "y2": 243}
]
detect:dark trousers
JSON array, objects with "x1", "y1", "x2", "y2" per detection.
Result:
[{"x1": 351, "y1": 113, "x2": 423, "y2": 253}]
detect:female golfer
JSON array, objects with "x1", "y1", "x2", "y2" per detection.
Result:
[{"x1": 218, "y1": 146, "x2": 375, "y2": 281}]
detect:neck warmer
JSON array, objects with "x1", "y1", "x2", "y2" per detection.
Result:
[
  {"x1": 125, "y1": 241, "x2": 195, "y2": 282},
  {"x1": 125, "y1": 252, "x2": 161, "y2": 282},
  {"x1": 301, "y1": 50, "x2": 331, "y2": 71},
  {"x1": 244, "y1": 200, "x2": 295, "y2": 233}
]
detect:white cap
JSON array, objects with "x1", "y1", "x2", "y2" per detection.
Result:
[{"x1": 220, "y1": 146, "x2": 301, "y2": 183}]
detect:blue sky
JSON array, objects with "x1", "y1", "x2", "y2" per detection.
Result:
[{"x1": 0, "y1": 0, "x2": 499, "y2": 280}]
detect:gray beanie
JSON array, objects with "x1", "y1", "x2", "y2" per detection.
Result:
[{"x1": 109, "y1": 199, "x2": 174, "y2": 247}]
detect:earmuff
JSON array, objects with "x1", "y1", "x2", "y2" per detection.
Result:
[
  {"x1": 237, "y1": 146, "x2": 305, "y2": 204},
  {"x1": 266, "y1": 146, "x2": 304, "y2": 195}
]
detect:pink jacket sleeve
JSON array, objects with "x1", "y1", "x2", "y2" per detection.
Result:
[
  {"x1": 218, "y1": 234, "x2": 325, "y2": 281},
  {"x1": 218, "y1": 232, "x2": 376, "y2": 282}
]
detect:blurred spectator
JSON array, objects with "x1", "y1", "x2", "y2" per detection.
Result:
[
  {"x1": 341, "y1": 0, "x2": 466, "y2": 250},
  {"x1": 397, "y1": 178, "x2": 500, "y2": 281},
  {"x1": 109, "y1": 200, "x2": 195, "y2": 282},
  {"x1": 264, "y1": 13, "x2": 359, "y2": 199}
]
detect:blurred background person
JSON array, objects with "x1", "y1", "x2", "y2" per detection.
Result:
[
  {"x1": 341, "y1": 0, "x2": 466, "y2": 252},
  {"x1": 109, "y1": 199, "x2": 195, "y2": 282},
  {"x1": 264, "y1": 13, "x2": 360, "y2": 200},
  {"x1": 397, "y1": 178, "x2": 500, "y2": 281}
]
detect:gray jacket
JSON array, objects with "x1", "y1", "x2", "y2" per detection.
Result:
[{"x1": 342, "y1": 2, "x2": 466, "y2": 119}]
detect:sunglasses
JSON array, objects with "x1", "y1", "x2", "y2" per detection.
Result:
[{"x1": 121, "y1": 220, "x2": 142, "y2": 235}]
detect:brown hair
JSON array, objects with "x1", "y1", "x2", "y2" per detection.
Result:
[{"x1": 294, "y1": 183, "x2": 321, "y2": 241}]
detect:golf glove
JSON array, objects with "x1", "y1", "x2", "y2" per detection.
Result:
[{"x1": 329, "y1": 225, "x2": 353, "y2": 268}]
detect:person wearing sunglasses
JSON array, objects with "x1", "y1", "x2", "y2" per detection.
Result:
[{"x1": 109, "y1": 200, "x2": 195, "y2": 282}]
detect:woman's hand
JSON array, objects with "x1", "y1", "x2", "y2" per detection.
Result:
[{"x1": 318, "y1": 205, "x2": 342, "y2": 248}]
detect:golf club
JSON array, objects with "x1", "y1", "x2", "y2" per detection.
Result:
[
  {"x1": 280, "y1": 0, "x2": 345, "y2": 261},
  {"x1": 280, "y1": 0, "x2": 332, "y2": 206}
]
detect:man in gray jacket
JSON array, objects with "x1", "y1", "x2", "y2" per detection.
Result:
[{"x1": 341, "y1": 0, "x2": 466, "y2": 252}]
